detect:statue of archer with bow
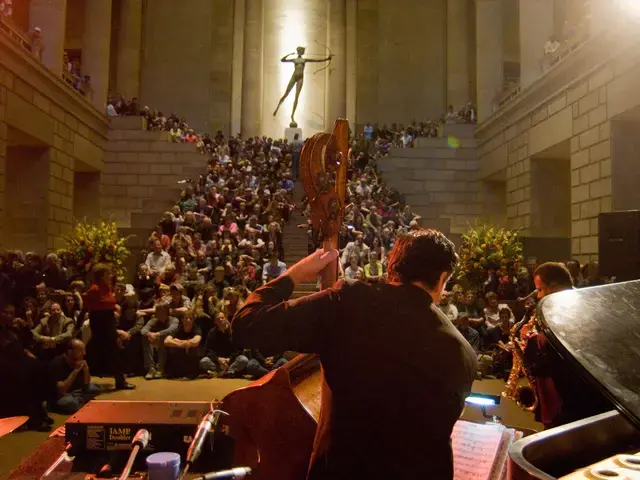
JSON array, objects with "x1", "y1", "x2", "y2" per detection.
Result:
[{"x1": 273, "y1": 45, "x2": 333, "y2": 127}]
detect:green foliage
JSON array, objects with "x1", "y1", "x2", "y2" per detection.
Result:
[
  {"x1": 456, "y1": 223, "x2": 524, "y2": 289},
  {"x1": 60, "y1": 219, "x2": 132, "y2": 279}
]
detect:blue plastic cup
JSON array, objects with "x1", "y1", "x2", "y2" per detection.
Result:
[{"x1": 146, "y1": 452, "x2": 181, "y2": 480}]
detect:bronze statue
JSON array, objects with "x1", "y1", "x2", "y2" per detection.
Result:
[{"x1": 273, "y1": 46, "x2": 333, "y2": 128}]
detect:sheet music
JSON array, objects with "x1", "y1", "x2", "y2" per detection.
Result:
[
  {"x1": 451, "y1": 421, "x2": 505, "y2": 480},
  {"x1": 492, "y1": 428, "x2": 515, "y2": 480}
]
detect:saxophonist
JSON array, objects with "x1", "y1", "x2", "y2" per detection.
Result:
[{"x1": 525, "y1": 262, "x2": 611, "y2": 429}]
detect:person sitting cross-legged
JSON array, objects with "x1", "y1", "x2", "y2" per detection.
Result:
[
  {"x1": 141, "y1": 302, "x2": 179, "y2": 380},
  {"x1": 32, "y1": 302, "x2": 74, "y2": 361},
  {"x1": 199, "y1": 312, "x2": 233, "y2": 378},
  {"x1": 48, "y1": 339, "x2": 102, "y2": 414},
  {"x1": 223, "y1": 348, "x2": 271, "y2": 379},
  {"x1": 164, "y1": 310, "x2": 203, "y2": 379}
]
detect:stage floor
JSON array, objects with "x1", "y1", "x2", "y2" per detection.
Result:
[{"x1": 0, "y1": 376, "x2": 541, "y2": 479}]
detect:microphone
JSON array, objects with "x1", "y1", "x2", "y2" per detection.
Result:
[
  {"x1": 118, "y1": 429, "x2": 150, "y2": 480},
  {"x1": 198, "y1": 467, "x2": 252, "y2": 479},
  {"x1": 180, "y1": 410, "x2": 228, "y2": 479}
]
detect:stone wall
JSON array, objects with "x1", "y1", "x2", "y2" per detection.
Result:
[
  {"x1": 101, "y1": 117, "x2": 204, "y2": 231},
  {"x1": 0, "y1": 30, "x2": 107, "y2": 252},
  {"x1": 140, "y1": 0, "x2": 234, "y2": 134},
  {"x1": 476, "y1": 29, "x2": 640, "y2": 263},
  {"x1": 380, "y1": 124, "x2": 479, "y2": 235},
  {"x1": 356, "y1": 0, "x2": 446, "y2": 129}
]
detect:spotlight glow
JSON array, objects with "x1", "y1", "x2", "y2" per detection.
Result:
[{"x1": 619, "y1": 0, "x2": 640, "y2": 17}]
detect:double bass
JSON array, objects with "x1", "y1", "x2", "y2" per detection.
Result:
[{"x1": 219, "y1": 119, "x2": 350, "y2": 479}]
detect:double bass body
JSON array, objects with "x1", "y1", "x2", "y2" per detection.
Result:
[{"x1": 218, "y1": 119, "x2": 351, "y2": 479}]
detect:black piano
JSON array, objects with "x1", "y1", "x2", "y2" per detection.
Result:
[{"x1": 509, "y1": 281, "x2": 640, "y2": 479}]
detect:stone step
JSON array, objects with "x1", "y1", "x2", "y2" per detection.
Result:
[
  {"x1": 109, "y1": 130, "x2": 171, "y2": 142},
  {"x1": 151, "y1": 186, "x2": 182, "y2": 201},
  {"x1": 414, "y1": 136, "x2": 477, "y2": 149},
  {"x1": 131, "y1": 212, "x2": 163, "y2": 229},
  {"x1": 380, "y1": 157, "x2": 477, "y2": 172},
  {"x1": 142, "y1": 198, "x2": 176, "y2": 213},
  {"x1": 442, "y1": 123, "x2": 476, "y2": 139},
  {"x1": 109, "y1": 116, "x2": 148, "y2": 130},
  {"x1": 413, "y1": 216, "x2": 452, "y2": 234},
  {"x1": 388, "y1": 146, "x2": 476, "y2": 160},
  {"x1": 181, "y1": 165, "x2": 206, "y2": 179},
  {"x1": 119, "y1": 227, "x2": 152, "y2": 248},
  {"x1": 291, "y1": 291, "x2": 312, "y2": 299},
  {"x1": 106, "y1": 141, "x2": 199, "y2": 154}
]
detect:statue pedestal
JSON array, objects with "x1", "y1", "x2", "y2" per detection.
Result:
[{"x1": 284, "y1": 127, "x2": 302, "y2": 143}]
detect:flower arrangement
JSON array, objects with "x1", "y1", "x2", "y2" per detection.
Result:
[
  {"x1": 456, "y1": 223, "x2": 524, "y2": 289},
  {"x1": 60, "y1": 219, "x2": 133, "y2": 279}
]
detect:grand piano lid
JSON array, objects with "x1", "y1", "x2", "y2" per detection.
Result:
[{"x1": 537, "y1": 280, "x2": 640, "y2": 429}]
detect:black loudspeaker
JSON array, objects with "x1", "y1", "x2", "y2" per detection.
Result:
[{"x1": 598, "y1": 211, "x2": 640, "y2": 281}]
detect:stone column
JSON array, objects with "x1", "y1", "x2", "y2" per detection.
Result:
[
  {"x1": 29, "y1": 0, "x2": 67, "y2": 76},
  {"x1": 589, "y1": 0, "x2": 613, "y2": 35},
  {"x1": 116, "y1": 0, "x2": 142, "y2": 99},
  {"x1": 520, "y1": 0, "x2": 554, "y2": 88},
  {"x1": 231, "y1": 0, "x2": 246, "y2": 136},
  {"x1": 83, "y1": 0, "x2": 112, "y2": 110},
  {"x1": 241, "y1": 0, "x2": 263, "y2": 138},
  {"x1": 447, "y1": 0, "x2": 470, "y2": 109},
  {"x1": 476, "y1": 0, "x2": 504, "y2": 123},
  {"x1": 345, "y1": 0, "x2": 357, "y2": 130},
  {"x1": 325, "y1": 0, "x2": 347, "y2": 130}
]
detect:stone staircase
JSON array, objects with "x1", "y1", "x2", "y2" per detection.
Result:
[
  {"x1": 379, "y1": 123, "x2": 480, "y2": 236},
  {"x1": 282, "y1": 183, "x2": 318, "y2": 299},
  {"x1": 101, "y1": 116, "x2": 206, "y2": 279}
]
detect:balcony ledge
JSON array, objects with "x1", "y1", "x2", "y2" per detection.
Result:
[
  {"x1": 476, "y1": 26, "x2": 640, "y2": 143},
  {"x1": 0, "y1": 25, "x2": 108, "y2": 141}
]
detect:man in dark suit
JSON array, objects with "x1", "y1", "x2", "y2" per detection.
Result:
[
  {"x1": 233, "y1": 229, "x2": 477, "y2": 479},
  {"x1": 526, "y1": 262, "x2": 611, "y2": 429}
]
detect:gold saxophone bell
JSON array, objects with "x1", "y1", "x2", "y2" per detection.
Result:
[
  {"x1": 502, "y1": 317, "x2": 539, "y2": 412},
  {"x1": 514, "y1": 383, "x2": 538, "y2": 412}
]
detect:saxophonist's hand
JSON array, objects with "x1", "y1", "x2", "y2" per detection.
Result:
[{"x1": 286, "y1": 249, "x2": 338, "y2": 285}]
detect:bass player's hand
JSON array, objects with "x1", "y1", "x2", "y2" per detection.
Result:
[{"x1": 285, "y1": 249, "x2": 338, "y2": 285}]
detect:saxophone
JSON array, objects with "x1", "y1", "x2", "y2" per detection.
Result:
[{"x1": 502, "y1": 313, "x2": 540, "y2": 412}]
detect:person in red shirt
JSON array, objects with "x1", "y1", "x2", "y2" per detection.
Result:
[{"x1": 83, "y1": 264, "x2": 135, "y2": 390}]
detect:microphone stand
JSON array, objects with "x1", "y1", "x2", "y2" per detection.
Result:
[
  {"x1": 179, "y1": 410, "x2": 228, "y2": 480},
  {"x1": 196, "y1": 466, "x2": 252, "y2": 479},
  {"x1": 119, "y1": 429, "x2": 150, "y2": 480},
  {"x1": 40, "y1": 443, "x2": 76, "y2": 479}
]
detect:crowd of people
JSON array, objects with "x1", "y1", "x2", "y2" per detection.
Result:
[
  {"x1": 434, "y1": 256, "x2": 606, "y2": 379},
  {"x1": 62, "y1": 50, "x2": 91, "y2": 96},
  {"x1": 355, "y1": 103, "x2": 476, "y2": 153},
  {"x1": 0, "y1": 94, "x2": 608, "y2": 433}
]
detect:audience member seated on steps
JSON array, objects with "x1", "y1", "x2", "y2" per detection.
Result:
[
  {"x1": 222, "y1": 348, "x2": 271, "y2": 379},
  {"x1": 141, "y1": 302, "x2": 179, "y2": 380},
  {"x1": 199, "y1": 312, "x2": 233, "y2": 378},
  {"x1": 483, "y1": 292, "x2": 514, "y2": 330},
  {"x1": 164, "y1": 311, "x2": 202, "y2": 379},
  {"x1": 456, "y1": 314, "x2": 480, "y2": 353},
  {"x1": 146, "y1": 239, "x2": 172, "y2": 276},
  {"x1": 48, "y1": 339, "x2": 102, "y2": 414},
  {"x1": 168, "y1": 283, "x2": 191, "y2": 319},
  {"x1": 32, "y1": 302, "x2": 74, "y2": 361},
  {"x1": 114, "y1": 283, "x2": 146, "y2": 376},
  {"x1": 0, "y1": 302, "x2": 55, "y2": 431},
  {"x1": 262, "y1": 253, "x2": 286, "y2": 285},
  {"x1": 437, "y1": 291, "x2": 458, "y2": 323}
]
